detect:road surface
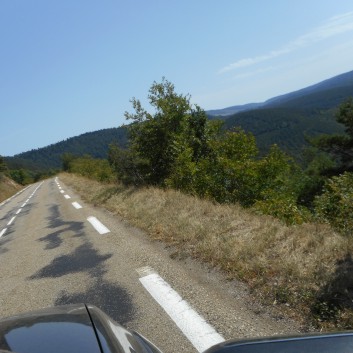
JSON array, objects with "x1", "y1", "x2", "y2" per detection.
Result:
[{"x1": 0, "y1": 178, "x2": 299, "y2": 353}]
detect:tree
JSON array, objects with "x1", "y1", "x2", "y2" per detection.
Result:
[
  {"x1": 108, "y1": 144, "x2": 149, "y2": 185},
  {"x1": 117, "y1": 78, "x2": 310, "y2": 224},
  {"x1": 170, "y1": 127, "x2": 261, "y2": 205},
  {"x1": 66, "y1": 155, "x2": 114, "y2": 182},
  {"x1": 0, "y1": 156, "x2": 7, "y2": 173},
  {"x1": 8, "y1": 169, "x2": 32, "y2": 185},
  {"x1": 314, "y1": 98, "x2": 353, "y2": 172},
  {"x1": 314, "y1": 172, "x2": 353, "y2": 235},
  {"x1": 254, "y1": 145, "x2": 312, "y2": 224},
  {"x1": 124, "y1": 78, "x2": 212, "y2": 185},
  {"x1": 61, "y1": 153, "x2": 78, "y2": 172}
]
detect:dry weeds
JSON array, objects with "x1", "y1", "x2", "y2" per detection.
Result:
[
  {"x1": 60, "y1": 173, "x2": 353, "y2": 328},
  {"x1": 0, "y1": 175, "x2": 22, "y2": 202}
]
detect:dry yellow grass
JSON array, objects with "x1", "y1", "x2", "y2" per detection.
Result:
[
  {"x1": 0, "y1": 175, "x2": 22, "y2": 202},
  {"x1": 60, "y1": 173, "x2": 353, "y2": 328}
]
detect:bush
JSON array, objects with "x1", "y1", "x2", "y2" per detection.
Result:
[
  {"x1": 68, "y1": 156, "x2": 114, "y2": 182},
  {"x1": 8, "y1": 169, "x2": 33, "y2": 185},
  {"x1": 255, "y1": 192, "x2": 312, "y2": 225},
  {"x1": 314, "y1": 172, "x2": 353, "y2": 235}
]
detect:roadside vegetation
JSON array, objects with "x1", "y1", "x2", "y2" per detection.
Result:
[
  {"x1": 0, "y1": 156, "x2": 22, "y2": 202},
  {"x1": 60, "y1": 172, "x2": 353, "y2": 330},
  {"x1": 59, "y1": 79, "x2": 353, "y2": 329},
  {"x1": 1, "y1": 154, "x2": 57, "y2": 186},
  {"x1": 3, "y1": 78, "x2": 353, "y2": 328}
]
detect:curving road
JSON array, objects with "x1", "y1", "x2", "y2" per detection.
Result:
[{"x1": 0, "y1": 178, "x2": 299, "y2": 353}]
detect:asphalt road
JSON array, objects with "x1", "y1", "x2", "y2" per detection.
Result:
[{"x1": 0, "y1": 178, "x2": 300, "y2": 353}]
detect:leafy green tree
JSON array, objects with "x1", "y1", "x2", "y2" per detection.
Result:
[
  {"x1": 118, "y1": 78, "x2": 311, "y2": 224},
  {"x1": 314, "y1": 172, "x2": 353, "y2": 235},
  {"x1": 124, "y1": 78, "x2": 213, "y2": 185},
  {"x1": 206, "y1": 129, "x2": 259, "y2": 206},
  {"x1": 254, "y1": 147, "x2": 312, "y2": 225},
  {"x1": 314, "y1": 98, "x2": 353, "y2": 171},
  {"x1": 0, "y1": 156, "x2": 7, "y2": 173},
  {"x1": 61, "y1": 153, "x2": 78, "y2": 171},
  {"x1": 296, "y1": 146, "x2": 337, "y2": 208},
  {"x1": 165, "y1": 118, "x2": 223, "y2": 192},
  {"x1": 8, "y1": 169, "x2": 32, "y2": 185},
  {"x1": 108, "y1": 144, "x2": 149, "y2": 185},
  {"x1": 172, "y1": 128, "x2": 261, "y2": 206},
  {"x1": 68, "y1": 155, "x2": 114, "y2": 182}
]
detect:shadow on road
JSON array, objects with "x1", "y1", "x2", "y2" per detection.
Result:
[
  {"x1": 29, "y1": 201, "x2": 135, "y2": 325},
  {"x1": 38, "y1": 204, "x2": 85, "y2": 250},
  {"x1": 0, "y1": 237, "x2": 12, "y2": 255},
  {"x1": 55, "y1": 279, "x2": 135, "y2": 326},
  {"x1": 28, "y1": 239, "x2": 135, "y2": 325},
  {"x1": 29, "y1": 242, "x2": 112, "y2": 279},
  {"x1": 0, "y1": 206, "x2": 31, "y2": 223}
]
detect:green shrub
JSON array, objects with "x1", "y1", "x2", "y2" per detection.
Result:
[
  {"x1": 8, "y1": 169, "x2": 33, "y2": 185},
  {"x1": 255, "y1": 192, "x2": 312, "y2": 225},
  {"x1": 69, "y1": 156, "x2": 114, "y2": 182},
  {"x1": 314, "y1": 172, "x2": 353, "y2": 235}
]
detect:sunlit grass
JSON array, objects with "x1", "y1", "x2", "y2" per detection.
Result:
[
  {"x1": 0, "y1": 175, "x2": 22, "y2": 202},
  {"x1": 60, "y1": 173, "x2": 353, "y2": 329}
]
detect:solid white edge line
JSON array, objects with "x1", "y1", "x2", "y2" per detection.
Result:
[
  {"x1": 137, "y1": 268, "x2": 225, "y2": 353},
  {"x1": 72, "y1": 202, "x2": 82, "y2": 209},
  {"x1": 0, "y1": 183, "x2": 38, "y2": 206},
  {"x1": 0, "y1": 228, "x2": 7, "y2": 238},
  {"x1": 7, "y1": 216, "x2": 16, "y2": 226},
  {"x1": 87, "y1": 216, "x2": 110, "y2": 234}
]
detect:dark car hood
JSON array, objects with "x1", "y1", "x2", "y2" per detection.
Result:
[
  {"x1": 0, "y1": 304, "x2": 100, "y2": 353},
  {"x1": 0, "y1": 304, "x2": 161, "y2": 353},
  {"x1": 204, "y1": 331, "x2": 353, "y2": 353}
]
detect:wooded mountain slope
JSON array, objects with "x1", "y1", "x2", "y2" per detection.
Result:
[
  {"x1": 6, "y1": 127, "x2": 127, "y2": 171},
  {"x1": 218, "y1": 72, "x2": 353, "y2": 159},
  {"x1": 5, "y1": 70, "x2": 353, "y2": 171}
]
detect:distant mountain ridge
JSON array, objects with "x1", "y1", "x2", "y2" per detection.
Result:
[
  {"x1": 207, "y1": 102, "x2": 265, "y2": 116},
  {"x1": 207, "y1": 70, "x2": 353, "y2": 116},
  {"x1": 5, "y1": 127, "x2": 128, "y2": 171},
  {"x1": 5, "y1": 69, "x2": 353, "y2": 170}
]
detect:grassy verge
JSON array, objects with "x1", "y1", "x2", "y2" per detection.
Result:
[
  {"x1": 60, "y1": 173, "x2": 353, "y2": 329},
  {"x1": 0, "y1": 175, "x2": 22, "y2": 202}
]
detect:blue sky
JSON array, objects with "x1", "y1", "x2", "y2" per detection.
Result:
[{"x1": 2, "y1": 1, "x2": 353, "y2": 156}]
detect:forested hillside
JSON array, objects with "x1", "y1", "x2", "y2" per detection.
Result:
[
  {"x1": 223, "y1": 106, "x2": 344, "y2": 160},
  {"x1": 5, "y1": 127, "x2": 127, "y2": 171},
  {"x1": 208, "y1": 69, "x2": 353, "y2": 116},
  {"x1": 220, "y1": 76, "x2": 353, "y2": 159},
  {"x1": 5, "y1": 70, "x2": 353, "y2": 172}
]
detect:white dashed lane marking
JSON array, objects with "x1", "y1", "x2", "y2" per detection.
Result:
[
  {"x1": 87, "y1": 216, "x2": 110, "y2": 235},
  {"x1": 7, "y1": 217, "x2": 16, "y2": 226},
  {"x1": 72, "y1": 202, "x2": 82, "y2": 209},
  {"x1": 0, "y1": 228, "x2": 7, "y2": 238},
  {"x1": 56, "y1": 178, "x2": 106, "y2": 236},
  {"x1": 0, "y1": 181, "x2": 44, "y2": 235},
  {"x1": 137, "y1": 266, "x2": 225, "y2": 353}
]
